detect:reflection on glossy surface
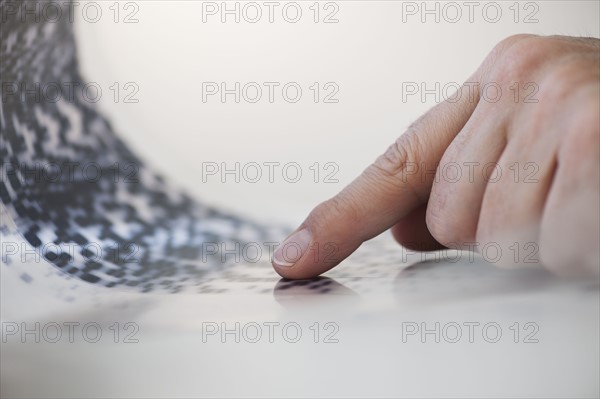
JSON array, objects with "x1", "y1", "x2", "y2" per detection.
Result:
[
  {"x1": 394, "y1": 255, "x2": 595, "y2": 305},
  {"x1": 273, "y1": 277, "x2": 360, "y2": 311}
]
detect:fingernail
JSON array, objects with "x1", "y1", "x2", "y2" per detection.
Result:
[{"x1": 273, "y1": 229, "x2": 312, "y2": 267}]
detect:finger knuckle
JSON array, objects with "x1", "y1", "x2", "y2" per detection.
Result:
[
  {"x1": 494, "y1": 34, "x2": 538, "y2": 52},
  {"x1": 487, "y1": 35, "x2": 557, "y2": 86},
  {"x1": 373, "y1": 129, "x2": 423, "y2": 181},
  {"x1": 425, "y1": 204, "x2": 458, "y2": 247}
]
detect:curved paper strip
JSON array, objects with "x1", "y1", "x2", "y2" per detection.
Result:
[{"x1": 0, "y1": 0, "x2": 284, "y2": 292}]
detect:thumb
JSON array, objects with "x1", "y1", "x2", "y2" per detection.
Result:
[{"x1": 272, "y1": 81, "x2": 481, "y2": 279}]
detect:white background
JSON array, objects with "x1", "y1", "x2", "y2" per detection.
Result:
[{"x1": 75, "y1": 0, "x2": 600, "y2": 226}]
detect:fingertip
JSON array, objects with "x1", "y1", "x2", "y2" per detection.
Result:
[
  {"x1": 271, "y1": 237, "x2": 353, "y2": 280},
  {"x1": 271, "y1": 262, "x2": 320, "y2": 280},
  {"x1": 271, "y1": 227, "x2": 319, "y2": 279},
  {"x1": 271, "y1": 220, "x2": 362, "y2": 280}
]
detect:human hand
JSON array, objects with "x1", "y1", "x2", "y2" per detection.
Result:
[{"x1": 272, "y1": 34, "x2": 600, "y2": 278}]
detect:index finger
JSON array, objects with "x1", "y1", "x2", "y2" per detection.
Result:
[{"x1": 272, "y1": 76, "x2": 483, "y2": 279}]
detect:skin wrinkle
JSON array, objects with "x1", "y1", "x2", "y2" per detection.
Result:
[
  {"x1": 274, "y1": 34, "x2": 600, "y2": 278},
  {"x1": 372, "y1": 131, "x2": 426, "y2": 204}
]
